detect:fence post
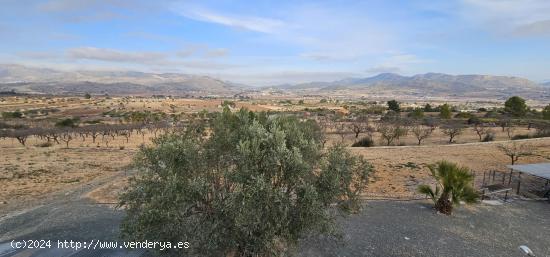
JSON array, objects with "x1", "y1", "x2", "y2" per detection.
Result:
[
  {"x1": 517, "y1": 172, "x2": 522, "y2": 195},
  {"x1": 508, "y1": 169, "x2": 513, "y2": 185}
]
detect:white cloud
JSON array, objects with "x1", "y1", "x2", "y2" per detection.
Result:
[
  {"x1": 174, "y1": 6, "x2": 285, "y2": 33},
  {"x1": 220, "y1": 70, "x2": 360, "y2": 86},
  {"x1": 459, "y1": 0, "x2": 550, "y2": 36},
  {"x1": 205, "y1": 48, "x2": 229, "y2": 58},
  {"x1": 67, "y1": 47, "x2": 166, "y2": 63}
]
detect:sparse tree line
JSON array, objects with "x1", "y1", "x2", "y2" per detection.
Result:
[
  {"x1": 310, "y1": 96, "x2": 550, "y2": 147},
  {"x1": 0, "y1": 122, "x2": 178, "y2": 148}
]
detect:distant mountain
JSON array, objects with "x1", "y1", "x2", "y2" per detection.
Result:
[
  {"x1": 0, "y1": 64, "x2": 244, "y2": 96},
  {"x1": 281, "y1": 72, "x2": 547, "y2": 99},
  {"x1": 1, "y1": 64, "x2": 548, "y2": 99},
  {"x1": 542, "y1": 81, "x2": 550, "y2": 87}
]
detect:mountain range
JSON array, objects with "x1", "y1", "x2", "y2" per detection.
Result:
[
  {"x1": 0, "y1": 64, "x2": 243, "y2": 96},
  {"x1": 0, "y1": 64, "x2": 548, "y2": 99},
  {"x1": 278, "y1": 73, "x2": 547, "y2": 99}
]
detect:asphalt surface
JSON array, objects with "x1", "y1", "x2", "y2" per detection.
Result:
[
  {"x1": 296, "y1": 199, "x2": 550, "y2": 257},
  {"x1": 1, "y1": 183, "x2": 549, "y2": 257},
  {"x1": 0, "y1": 173, "x2": 151, "y2": 257}
]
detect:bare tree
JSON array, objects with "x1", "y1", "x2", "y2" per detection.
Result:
[
  {"x1": 411, "y1": 124, "x2": 433, "y2": 145},
  {"x1": 377, "y1": 122, "x2": 407, "y2": 146},
  {"x1": 334, "y1": 122, "x2": 349, "y2": 143},
  {"x1": 441, "y1": 123, "x2": 464, "y2": 143},
  {"x1": 497, "y1": 142, "x2": 534, "y2": 165},
  {"x1": 351, "y1": 116, "x2": 373, "y2": 139},
  {"x1": 505, "y1": 126, "x2": 515, "y2": 139},
  {"x1": 498, "y1": 118, "x2": 511, "y2": 132},
  {"x1": 60, "y1": 131, "x2": 73, "y2": 148},
  {"x1": 472, "y1": 123, "x2": 489, "y2": 142}
]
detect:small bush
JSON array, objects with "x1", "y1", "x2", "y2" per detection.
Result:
[
  {"x1": 119, "y1": 146, "x2": 125, "y2": 150},
  {"x1": 512, "y1": 134, "x2": 530, "y2": 140},
  {"x1": 455, "y1": 112, "x2": 473, "y2": 119},
  {"x1": 482, "y1": 132, "x2": 495, "y2": 142},
  {"x1": 2, "y1": 111, "x2": 23, "y2": 119},
  {"x1": 352, "y1": 137, "x2": 374, "y2": 147},
  {"x1": 467, "y1": 116, "x2": 481, "y2": 125},
  {"x1": 534, "y1": 130, "x2": 550, "y2": 138},
  {"x1": 36, "y1": 142, "x2": 53, "y2": 147}
]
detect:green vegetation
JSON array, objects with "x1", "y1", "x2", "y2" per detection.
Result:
[
  {"x1": 387, "y1": 99, "x2": 400, "y2": 112},
  {"x1": 119, "y1": 108, "x2": 373, "y2": 256},
  {"x1": 504, "y1": 96, "x2": 527, "y2": 117},
  {"x1": 417, "y1": 161, "x2": 478, "y2": 215},
  {"x1": 542, "y1": 104, "x2": 550, "y2": 120},
  {"x1": 439, "y1": 104, "x2": 452, "y2": 119},
  {"x1": 408, "y1": 108, "x2": 424, "y2": 119},
  {"x1": 55, "y1": 117, "x2": 80, "y2": 128},
  {"x1": 2, "y1": 111, "x2": 23, "y2": 119},
  {"x1": 424, "y1": 103, "x2": 434, "y2": 112}
]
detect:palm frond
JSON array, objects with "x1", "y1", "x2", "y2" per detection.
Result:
[{"x1": 417, "y1": 185, "x2": 437, "y2": 203}]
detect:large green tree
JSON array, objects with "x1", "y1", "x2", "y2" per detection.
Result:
[
  {"x1": 119, "y1": 108, "x2": 373, "y2": 256},
  {"x1": 504, "y1": 96, "x2": 528, "y2": 117}
]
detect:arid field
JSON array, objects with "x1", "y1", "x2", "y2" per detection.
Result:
[{"x1": 2, "y1": 95, "x2": 549, "y2": 212}]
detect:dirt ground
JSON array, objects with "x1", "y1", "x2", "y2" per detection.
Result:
[
  {"x1": 2, "y1": 96, "x2": 550, "y2": 208},
  {"x1": 76, "y1": 138, "x2": 550, "y2": 204},
  {"x1": 355, "y1": 138, "x2": 550, "y2": 198}
]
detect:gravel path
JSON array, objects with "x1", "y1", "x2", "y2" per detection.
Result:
[
  {"x1": 1, "y1": 189, "x2": 549, "y2": 257},
  {"x1": 296, "y1": 199, "x2": 550, "y2": 257}
]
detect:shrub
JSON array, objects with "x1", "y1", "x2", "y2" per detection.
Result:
[
  {"x1": 512, "y1": 134, "x2": 530, "y2": 140},
  {"x1": 36, "y1": 142, "x2": 53, "y2": 147},
  {"x1": 482, "y1": 132, "x2": 495, "y2": 142},
  {"x1": 467, "y1": 116, "x2": 481, "y2": 125},
  {"x1": 55, "y1": 118, "x2": 80, "y2": 128},
  {"x1": 1, "y1": 111, "x2": 23, "y2": 119},
  {"x1": 352, "y1": 137, "x2": 374, "y2": 147},
  {"x1": 119, "y1": 108, "x2": 373, "y2": 256},
  {"x1": 454, "y1": 112, "x2": 473, "y2": 119}
]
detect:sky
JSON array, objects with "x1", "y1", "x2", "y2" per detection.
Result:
[{"x1": 1, "y1": 0, "x2": 550, "y2": 86}]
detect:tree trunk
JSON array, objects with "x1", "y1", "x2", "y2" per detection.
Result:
[{"x1": 435, "y1": 192, "x2": 453, "y2": 215}]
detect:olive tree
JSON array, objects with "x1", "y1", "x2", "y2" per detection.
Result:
[{"x1": 119, "y1": 108, "x2": 373, "y2": 257}]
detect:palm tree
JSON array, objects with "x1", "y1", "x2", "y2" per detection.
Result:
[{"x1": 418, "y1": 161, "x2": 479, "y2": 215}]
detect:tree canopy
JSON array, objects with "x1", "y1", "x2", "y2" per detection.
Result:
[
  {"x1": 439, "y1": 104, "x2": 452, "y2": 119},
  {"x1": 504, "y1": 96, "x2": 527, "y2": 117},
  {"x1": 387, "y1": 100, "x2": 400, "y2": 112},
  {"x1": 119, "y1": 108, "x2": 373, "y2": 256}
]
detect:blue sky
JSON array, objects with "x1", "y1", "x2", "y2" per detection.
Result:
[{"x1": 1, "y1": 0, "x2": 550, "y2": 85}]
